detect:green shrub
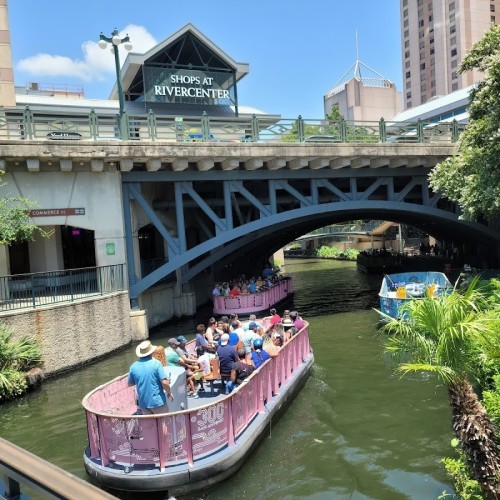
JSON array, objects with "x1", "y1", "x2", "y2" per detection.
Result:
[
  {"x1": 0, "y1": 323, "x2": 41, "y2": 402},
  {"x1": 440, "y1": 452, "x2": 482, "y2": 499},
  {"x1": 315, "y1": 245, "x2": 342, "y2": 258},
  {"x1": 343, "y1": 248, "x2": 360, "y2": 261}
]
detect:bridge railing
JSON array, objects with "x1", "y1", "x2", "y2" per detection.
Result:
[
  {"x1": 82, "y1": 322, "x2": 312, "y2": 471},
  {"x1": 1, "y1": 107, "x2": 465, "y2": 144},
  {"x1": 0, "y1": 264, "x2": 125, "y2": 312}
]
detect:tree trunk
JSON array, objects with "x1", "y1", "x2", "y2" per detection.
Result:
[{"x1": 449, "y1": 379, "x2": 500, "y2": 499}]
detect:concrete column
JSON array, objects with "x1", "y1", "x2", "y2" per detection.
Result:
[{"x1": 0, "y1": 0, "x2": 15, "y2": 108}]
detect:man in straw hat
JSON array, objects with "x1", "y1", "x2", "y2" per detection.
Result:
[{"x1": 128, "y1": 340, "x2": 174, "y2": 414}]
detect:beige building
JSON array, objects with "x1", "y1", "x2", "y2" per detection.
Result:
[
  {"x1": 324, "y1": 61, "x2": 402, "y2": 121},
  {"x1": 401, "y1": 0, "x2": 499, "y2": 108}
]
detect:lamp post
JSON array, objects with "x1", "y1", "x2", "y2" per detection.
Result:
[{"x1": 98, "y1": 29, "x2": 132, "y2": 139}]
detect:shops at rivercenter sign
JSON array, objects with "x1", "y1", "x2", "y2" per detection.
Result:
[
  {"x1": 144, "y1": 68, "x2": 235, "y2": 106},
  {"x1": 154, "y1": 74, "x2": 230, "y2": 99}
]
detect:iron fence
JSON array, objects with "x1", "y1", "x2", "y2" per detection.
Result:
[
  {"x1": 0, "y1": 264, "x2": 125, "y2": 312},
  {"x1": 0, "y1": 107, "x2": 465, "y2": 144}
]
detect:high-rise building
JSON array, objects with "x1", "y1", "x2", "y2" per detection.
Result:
[{"x1": 401, "y1": 0, "x2": 498, "y2": 108}]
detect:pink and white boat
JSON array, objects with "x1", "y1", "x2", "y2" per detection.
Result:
[
  {"x1": 82, "y1": 318, "x2": 313, "y2": 496},
  {"x1": 213, "y1": 277, "x2": 293, "y2": 316}
]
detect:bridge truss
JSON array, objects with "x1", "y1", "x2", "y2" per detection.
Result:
[{"x1": 122, "y1": 165, "x2": 499, "y2": 302}]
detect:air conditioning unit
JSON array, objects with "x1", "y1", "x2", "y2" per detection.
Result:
[{"x1": 28, "y1": 82, "x2": 39, "y2": 91}]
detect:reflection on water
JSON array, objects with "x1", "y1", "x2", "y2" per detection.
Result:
[{"x1": 0, "y1": 258, "x2": 454, "y2": 499}]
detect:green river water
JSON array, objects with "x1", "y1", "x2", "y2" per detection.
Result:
[{"x1": 0, "y1": 258, "x2": 454, "y2": 499}]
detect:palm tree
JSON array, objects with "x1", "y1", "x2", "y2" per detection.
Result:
[{"x1": 381, "y1": 282, "x2": 500, "y2": 498}]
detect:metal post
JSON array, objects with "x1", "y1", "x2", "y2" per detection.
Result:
[
  {"x1": 340, "y1": 118, "x2": 347, "y2": 142},
  {"x1": 417, "y1": 119, "x2": 424, "y2": 143},
  {"x1": 147, "y1": 109, "x2": 156, "y2": 141},
  {"x1": 297, "y1": 115, "x2": 304, "y2": 142},
  {"x1": 379, "y1": 117, "x2": 386, "y2": 143},
  {"x1": 201, "y1": 111, "x2": 210, "y2": 141},
  {"x1": 89, "y1": 108, "x2": 98, "y2": 140},
  {"x1": 451, "y1": 119, "x2": 459, "y2": 142},
  {"x1": 251, "y1": 114, "x2": 259, "y2": 142}
]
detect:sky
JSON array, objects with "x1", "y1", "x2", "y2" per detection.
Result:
[{"x1": 8, "y1": 0, "x2": 403, "y2": 119}]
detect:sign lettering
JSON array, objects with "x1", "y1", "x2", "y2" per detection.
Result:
[{"x1": 29, "y1": 208, "x2": 85, "y2": 217}]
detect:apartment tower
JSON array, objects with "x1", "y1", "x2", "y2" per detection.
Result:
[{"x1": 401, "y1": 0, "x2": 498, "y2": 108}]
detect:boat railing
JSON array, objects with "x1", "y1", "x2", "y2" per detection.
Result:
[
  {"x1": 213, "y1": 277, "x2": 293, "y2": 315},
  {"x1": 0, "y1": 437, "x2": 117, "y2": 499},
  {"x1": 82, "y1": 322, "x2": 311, "y2": 471}
]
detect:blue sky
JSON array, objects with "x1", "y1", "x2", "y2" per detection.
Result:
[{"x1": 8, "y1": 0, "x2": 402, "y2": 118}]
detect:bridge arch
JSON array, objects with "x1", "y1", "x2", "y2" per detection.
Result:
[{"x1": 126, "y1": 186, "x2": 500, "y2": 300}]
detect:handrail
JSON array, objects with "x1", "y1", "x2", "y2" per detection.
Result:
[
  {"x1": 0, "y1": 437, "x2": 116, "y2": 499},
  {"x1": 82, "y1": 321, "x2": 312, "y2": 469},
  {"x1": 1, "y1": 107, "x2": 465, "y2": 144},
  {"x1": 0, "y1": 264, "x2": 125, "y2": 312}
]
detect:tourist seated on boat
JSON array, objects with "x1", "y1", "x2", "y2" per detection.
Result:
[
  {"x1": 193, "y1": 346, "x2": 212, "y2": 393},
  {"x1": 206, "y1": 317, "x2": 222, "y2": 344},
  {"x1": 290, "y1": 311, "x2": 305, "y2": 330},
  {"x1": 167, "y1": 338, "x2": 199, "y2": 398},
  {"x1": 242, "y1": 321, "x2": 261, "y2": 359},
  {"x1": 212, "y1": 284, "x2": 221, "y2": 295},
  {"x1": 262, "y1": 266, "x2": 274, "y2": 278},
  {"x1": 170, "y1": 338, "x2": 199, "y2": 370},
  {"x1": 272, "y1": 332, "x2": 284, "y2": 349},
  {"x1": 226, "y1": 348, "x2": 255, "y2": 393},
  {"x1": 229, "y1": 284, "x2": 241, "y2": 296},
  {"x1": 195, "y1": 324, "x2": 216, "y2": 353},
  {"x1": 128, "y1": 340, "x2": 173, "y2": 415},
  {"x1": 267, "y1": 308, "x2": 282, "y2": 333},
  {"x1": 247, "y1": 279, "x2": 257, "y2": 293},
  {"x1": 255, "y1": 276, "x2": 264, "y2": 287},
  {"x1": 219, "y1": 325, "x2": 240, "y2": 348},
  {"x1": 229, "y1": 313, "x2": 243, "y2": 328},
  {"x1": 243, "y1": 314, "x2": 261, "y2": 331},
  {"x1": 250, "y1": 338, "x2": 275, "y2": 368},
  {"x1": 231, "y1": 319, "x2": 245, "y2": 337},
  {"x1": 176, "y1": 336, "x2": 196, "y2": 360},
  {"x1": 217, "y1": 333, "x2": 239, "y2": 390},
  {"x1": 220, "y1": 283, "x2": 230, "y2": 296}
]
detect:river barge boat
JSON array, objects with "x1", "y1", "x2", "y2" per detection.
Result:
[
  {"x1": 212, "y1": 276, "x2": 293, "y2": 316},
  {"x1": 82, "y1": 319, "x2": 313, "y2": 496},
  {"x1": 379, "y1": 271, "x2": 452, "y2": 320}
]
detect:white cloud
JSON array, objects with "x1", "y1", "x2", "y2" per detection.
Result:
[{"x1": 17, "y1": 24, "x2": 157, "y2": 82}]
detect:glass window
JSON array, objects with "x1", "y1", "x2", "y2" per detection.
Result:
[
  {"x1": 429, "y1": 14, "x2": 433, "y2": 21},
  {"x1": 404, "y1": 9, "x2": 408, "y2": 16},
  {"x1": 449, "y1": 1, "x2": 455, "y2": 10},
  {"x1": 406, "y1": 91, "x2": 412, "y2": 98},
  {"x1": 421, "y1": 84, "x2": 427, "y2": 91},
  {"x1": 431, "y1": 68, "x2": 435, "y2": 76},
  {"x1": 450, "y1": 13, "x2": 455, "y2": 22},
  {"x1": 420, "y1": 52, "x2": 425, "y2": 60},
  {"x1": 450, "y1": 25, "x2": 456, "y2": 34},
  {"x1": 418, "y1": 0, "x2": 423, "y2": 5},
  {"x1": 420, "y1": 62, "x2": 426, "y2": 70},
  {"x1": 450, "y1": 36, "x2": 456, "y2": 45},
  {"x1": 419, "y1": 30, "x2": 425, "y2": 38},
  {"x1": 404, "y1": 29, "x2": 409, "y2": 37},
  {"x1": 430, "y1": 57, "x2": 435, "y2": 65},
  {"x1": 419, "y1": 19, "x2": 425, "y2": 27},
  {"x1": 405, "y1": 61, "x2": 410, "y2": 68},
  {"x1": 418, "y1": 9, "x2": 423, "y2": 17},
  {"x1": 452, "y1": 83, "x2": 458, "y2": 91},
  {"x1": 422, "y1": 95, "x2": 427, "y2": 102},
  {"x1": 452, "y1": 71, "x2": 457, "y2": 79},
  {"x1": 405, "y1": 40, "x2": 410, "y2": 48},
  {"x1": 451, "y1": 59, "x2": 458, "y2": 68},
  {"x1": 491, "y1": 4, "x2": 495, "y2": 11},
  {"x1": 492, "y1": 15, "x2": 496, "y2": 23},
  {"x1": 431, "y1": 80, "x2": 436, "y2": 87},
  {"x1": 431, "y1": 90, "x2": 436, "y2": 97},
  {"x1": 430, "y1": 47, "x2": 435, "y2": 55},
  {"x1": 430, "y1": 37, "x2": 434, "y2": 44},
  {"x1": 403, "y1": 0, "x2": 407, "y2": 6},
  {"x1": 421, "y1": 73, "x2": 426, "y2": 81},
  {"x1": 404, "y1": 19, "x2": 409, "y2": 27},
  {"x1": 407, "y1": 101, "x2": 412, "y2": 108},
  {"x1": 405, "y1": 50, "x2": 410, "y2": 58},
  {"x1": 419, "y1": 40, "x2": 425, "y2": 49},
  {"x1": 451, "y1": 48, "x2": 457, "y2": 57},
  {"x1": 406, "y1": 71, "x2": 411, "y2": 78},
  {"x1": 406, "y1": 81, "x2": 411, "y2": 89}
]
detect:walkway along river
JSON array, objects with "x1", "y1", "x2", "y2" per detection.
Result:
[{"x1": 0, "y1": 258, "x2": 454, "y2": 499}]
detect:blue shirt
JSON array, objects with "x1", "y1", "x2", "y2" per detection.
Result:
[
  {"x1": 216, "y1": 344, "x2": 238, "y2": 374},
  {"x1": 251, "y1": 349, "x2": 270, "y2": 368},
  {"x1": 128, "y1": 357, "x2": 167, "y2": 409}
]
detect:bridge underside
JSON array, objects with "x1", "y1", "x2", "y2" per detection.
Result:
[{"x1": 123, "y1": 165, "x2": 500, "y2": 301}]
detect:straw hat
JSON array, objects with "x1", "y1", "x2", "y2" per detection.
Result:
[{"x1": 136, "y1": 340, "x2": 156, "y2": 358}]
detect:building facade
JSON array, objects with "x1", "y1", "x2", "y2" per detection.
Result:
[{"x1": 401, "y1": 0, "x2": 499, "y2": 108}]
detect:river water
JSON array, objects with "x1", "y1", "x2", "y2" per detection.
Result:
[{"x1": 0, "y1": 258, "x2": 454, "y2": 499}]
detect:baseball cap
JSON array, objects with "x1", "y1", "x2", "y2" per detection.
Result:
[{"x1": 220, "y1": 333, "x2": 230, "y2": 346}]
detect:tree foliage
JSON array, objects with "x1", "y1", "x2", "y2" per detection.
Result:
[
  {"x1": 0, "y1": 172, "x2": 51, "y2": 245},
  {"x1": 429, "y1": 25, "x2": 500, "y2": 220}
]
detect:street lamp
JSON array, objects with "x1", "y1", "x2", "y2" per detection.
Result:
[{"x1": 98, "y1": 29, "x2": 132, "y2": 139}]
